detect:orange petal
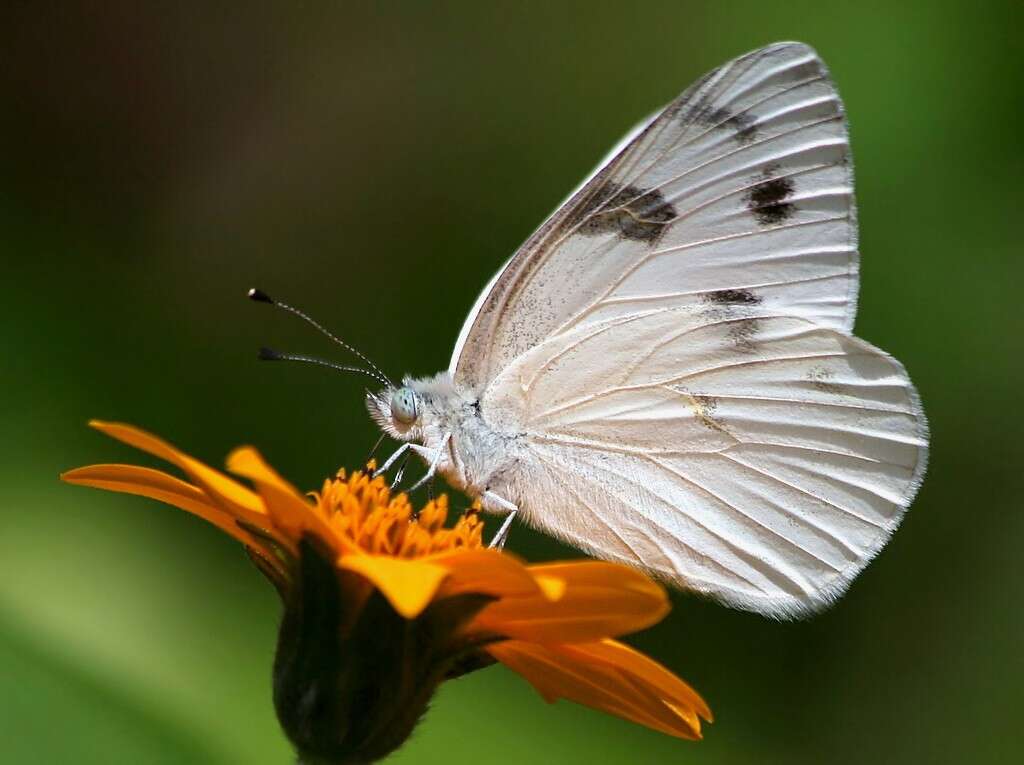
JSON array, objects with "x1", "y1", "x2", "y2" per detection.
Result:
[
  {"x1": 339, "y1": 554, "x2": 449, "y2": 619},
  {"x1": 88, "y1": 421, "x2": 265, "y2": 524},
  {"x1": 471, "y1": 560, "x2": 669, "y2": 643},
  {"x1": 487, "y1": 639, "x2": 705, "y2": 740},
  {"x1": 429, "y1": 548, "x2": 547, "y2": 600},
  {"x1": 533, "y1": 574, "x2": 567, "y2": 602},
  {"x1": 227, "y1": 446, "x2": 334, "y2": 550},
  {"x1": 562, "y1": 639, "x2": 712, "y2": 723},
  {"x1": 60, "y1": 464, "x2": 255, "y2": 547}
]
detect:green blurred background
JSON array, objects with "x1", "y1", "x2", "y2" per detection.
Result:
[{"x1": 2, "y1": 2, "x2": 1020, "y2": 763}]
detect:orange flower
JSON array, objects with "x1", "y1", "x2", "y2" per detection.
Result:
[{"x1": 62, "y1": 421, "x2": 711, "y2": 763}]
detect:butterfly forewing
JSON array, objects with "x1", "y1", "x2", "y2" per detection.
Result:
[{"x1": 452, "y1": 42, "x2": 858, "y2": 391}]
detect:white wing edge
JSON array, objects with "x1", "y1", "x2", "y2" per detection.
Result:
[
  {"x1": 558, "y1": 108, "x2": 661, "y2": 212},
  {"x1": 677, "y1": 347, "x2": 928, "y2": 619},
  {"x1": 821, "y1": 45, "x2": 861, "y2": 336},
  {"x1": 752, "y1": 364, "x2": 930, "y2": 619},
  {"x1": 449, "y1": 250, "x2": 511, "y2": 377},
  {"x1": 448, "y1": 110, "x2": 660, "y2": 377}
]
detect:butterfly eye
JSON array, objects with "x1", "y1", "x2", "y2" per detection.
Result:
[{"x1": 390, "y1": 387, "x2": 419, "y2": 426}]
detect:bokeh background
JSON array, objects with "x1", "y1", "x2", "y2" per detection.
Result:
[{"x1": 2, "y1": 2, "x2": 1021, "y2": 763}]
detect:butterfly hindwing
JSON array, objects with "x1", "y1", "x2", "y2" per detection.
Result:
[{"x1": 481, "y1": 309, "x2": 927, "y2": 617}]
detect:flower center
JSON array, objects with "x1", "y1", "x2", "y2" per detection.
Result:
[{"x1": 314, "y1": 467, "x2": 484, "y2": 557}]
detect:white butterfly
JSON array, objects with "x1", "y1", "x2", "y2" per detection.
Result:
[{"x1": 363, "y1": 42, "x2": 928, "y2": 619}]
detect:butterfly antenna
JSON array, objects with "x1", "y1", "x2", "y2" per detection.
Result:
[
  {"x1": 248, "y1": 288, "x2": 394, "y2": 386},
  {"x1": 257, "y1": 347, "x2": 389, "y2": 386}
]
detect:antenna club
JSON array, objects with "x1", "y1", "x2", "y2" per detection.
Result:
[
  {"x1": 258, "y1": 346, "x2": 283, "y2": 361},
  {"x1": 247, "y1": 289, "x2": 394, "y2": 386}
]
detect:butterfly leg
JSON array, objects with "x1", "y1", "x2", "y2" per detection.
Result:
[
  {"x1": 483, "y1": 491, "x2": 518, "y2": 549},
  {"x1": 405, "y1": 433, "x2": 451, "y2": 493},
  {"x1": 390, "y1": 453, "x2": 410, "y2": 490},
  {"x1": 373, "y1": 442, "x2": 410, "y2": 477}
]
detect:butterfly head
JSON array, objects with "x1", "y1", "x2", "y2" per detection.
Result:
[
  {"x1": 390, "y1": 386, "x2": 420, "y2": 427},
  {"x1": 366, "y1": 384, "x2": 421, "y2": 440}
]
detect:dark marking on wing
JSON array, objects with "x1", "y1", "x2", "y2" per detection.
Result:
[
  {"x1": 674, "y1": 389, "x2": 734, "y2": 436},
  {"x1": 707, "y1": 288, "x2": 761, "y2": 306},
  {"x1": 697, "y1": 104, "x2": 759, "y2": 144},
  {"x1": 703, "y1": 290, "x2": 762, "y2": 352},
  {"x1": 727, "y1": 318, "x2": 760, "y2": 353},
  {"x1": 691, "y1": 394, "x2": 725, "y2": 431},
  {"x1": 569, "y1": 182, "x2": 676, "y2": 244},
  {"x1": 807, "y1": 365, "x2": 842, "y2": 394},
  {"x1": 746, "y1": 165, "x2": 795, "y2": 226},
  {"x1": 665, "y1": 68, "x2": 719, "y2": 122},
  {"x1": 725, "y1": 111, "x2": 759, "y2": 144},
  {"x1": 692, "y1": 394, "x2": 718, "y2": 411}
]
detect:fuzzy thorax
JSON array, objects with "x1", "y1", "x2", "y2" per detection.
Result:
[{"x1": 367, "y1": 372, "x2": 523, "y2": 505}]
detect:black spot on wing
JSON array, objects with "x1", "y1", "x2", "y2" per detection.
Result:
[
  {"x1": 725, "y1": 111, "x2": 759, "y2": 144},
  {"x1": 697, "y1": 104, "x2": 759, "y2": 144},
  {"x1": 707, "y1": 288, "x2": 761, "y2": 306},
  {"x1": 703, "y1": 290, "x2": 762, "y2": 353},
  {"x1": 745, "y1": 165, "x2": 795, "y2": 226},
  {"x1": 569, "y1": 182, "x2": 676, "y2": 244}
]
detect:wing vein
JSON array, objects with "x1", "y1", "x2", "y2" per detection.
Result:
[{"x1": 717, "y1": 451, "x2": 888, "y2": 534}]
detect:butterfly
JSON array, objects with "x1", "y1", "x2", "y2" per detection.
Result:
[{"x1": 258, "y1": 42, "x2": 928, "y2": 619}]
